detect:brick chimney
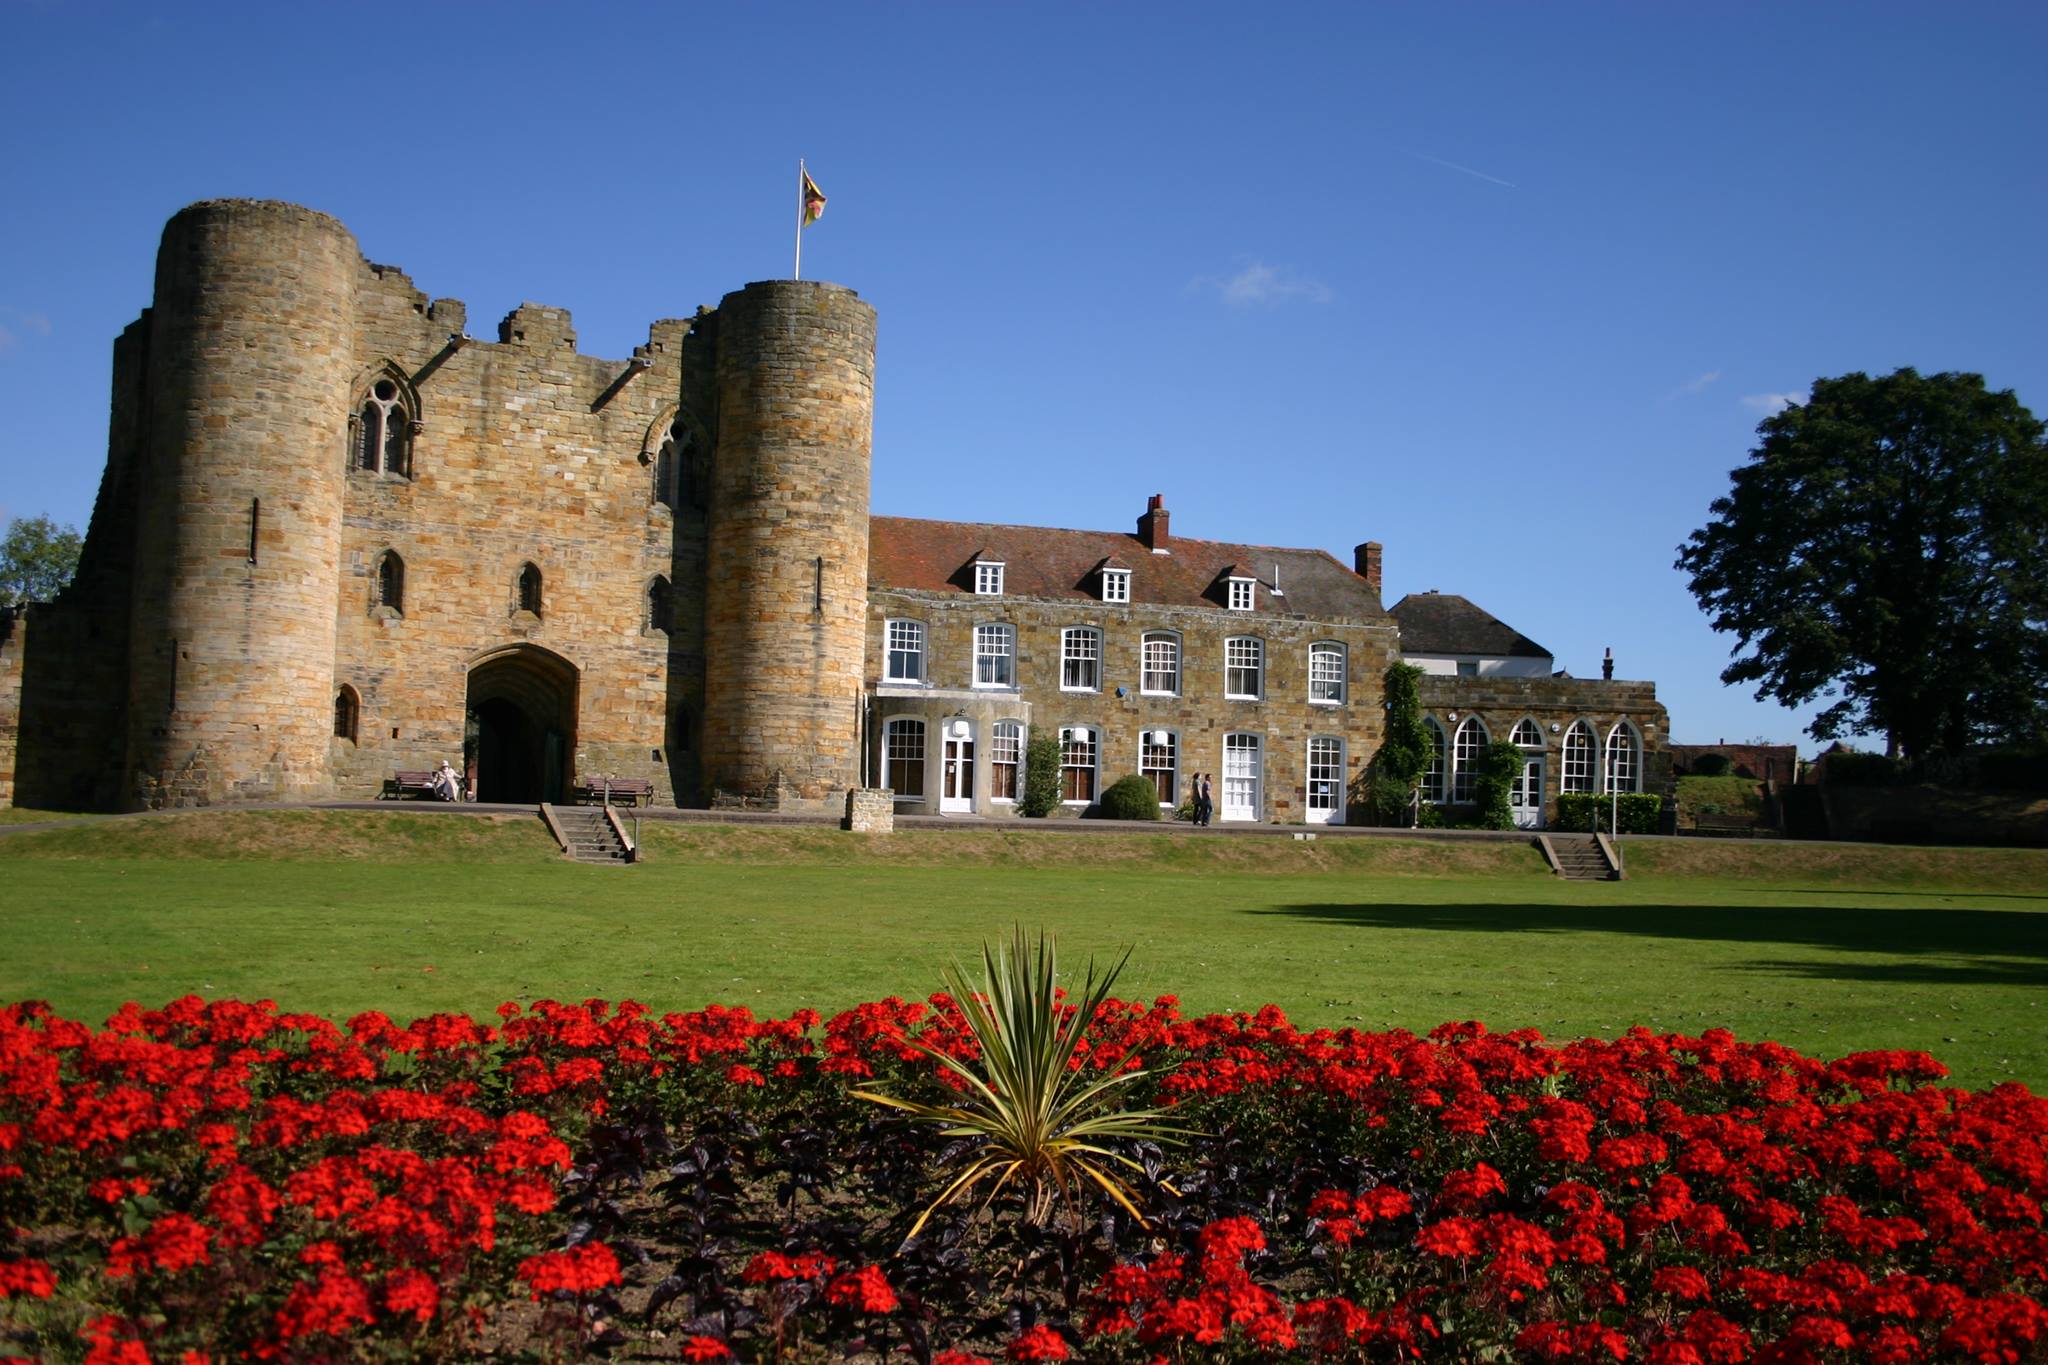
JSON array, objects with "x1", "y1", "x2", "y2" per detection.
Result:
[
  {"x1": 1353, "y1": 541, "x2": 1383, "y2": 592},
  {"x1": 1138, "y1": 493, "x2": 1170, "y2": 552}
]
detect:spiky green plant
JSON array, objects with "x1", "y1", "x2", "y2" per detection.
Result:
[{"x1": 851, "y1": 927, "x2": 1186, "y2": 1239}]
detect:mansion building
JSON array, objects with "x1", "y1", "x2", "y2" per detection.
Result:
[{"x1": 0, "y1": 200, "x2": 1668, "y2": 826}]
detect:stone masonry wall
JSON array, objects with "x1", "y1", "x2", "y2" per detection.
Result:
[
  {"x1": 126, "y1": 201, "x2": 360, "y2": 809},
  {"x1": 868, "y1": 588, "x2": 1400, "y2": 821},
  {"x1": 1416, "y1": 674, "x2": 1671, "y2": 821},
  {"x1": 701, "y1": 282, "x2": 876, "y2": 808},
  {"x1": 329, "y1": 261, "x2": 700, "y2": 803}
]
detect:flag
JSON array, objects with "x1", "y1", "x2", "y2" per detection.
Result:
[{"x1": 801, "y1": 167, "x2": 827, "y2": 226}]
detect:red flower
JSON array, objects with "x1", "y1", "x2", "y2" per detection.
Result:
[
  {"x1": 1417, "y1": 1216, "x2": 1485, "y2": 1258},
  {"x1": 680, "y1": 1337, "x2": 733, "y2": 1361},
  {"x1": 0, "y1": 1258, "x2": 56, "y2": 1299},
  {"x1": 382, "y1": 1268, "x2": 440, "y2": 1323},
  {"x1": 516, "y1": 1242, "x2": 622, "y2": 1298},
  {"x1": 827, "y1": 1264, "x2": 898, "y2": 1314},
  {"x1": 273, "y1": 1266, "x2": 375, "y2": 1340},
  {"x1": 1005, "y1": 1325, "x2": 1070, "y2": 1361},
  {"x1": 104, "y1": 1212, "x2": 212, "y2": 1279}
]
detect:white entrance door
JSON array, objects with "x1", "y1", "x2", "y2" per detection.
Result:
[
  {"x1": 941, "y1": 726, "x2": 975, "y2": 813},
  {"x1": 1511, "y1": 755, "x2": 1545, "y2": 829},
  {"x1": 1222, "y1": 733, "x2": 1262, "y2": 822},
  {"x1": 1306, "y1": 737, "x2": 1344, "y2": 825}
]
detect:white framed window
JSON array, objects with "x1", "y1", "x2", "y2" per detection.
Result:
[
  {"x1": 1605, "y1": 722, "x2": 1640, "y2": 794},
  {"x1": 1307, "y1": 736, "x2": 1345, "y2": 823},
  {"x1": 1102, "y1": 568, "x2": 1131, "y2": 604},
  {"x1": 990, "y1": 720, "x2": 1023, "y2": 803},
  {"x1": 1060, "y1": 726, "x2": 1098, "y2": 804},
  {"x1": 974, "y1": 561, "x2": 1005, "y2": 595},
  {"x1": 1563, "y1": 721, "x2": 1596, "y2": 793},
  {"x1": 885, "y1": 619, "x2": 926, "y2": 683},
  {"x1": 973, "y1": 623, "x2": 1014, "y2": 688},
  {"x1": 1222, "y1": 732, "x2": 1263, "y2": 820},
  {"x1": 1423, "y1": 718, "x2": 1448, "y2": 802},
  {"x1": 1451, "y1": 717, "x2": 1489, "y2": 802},
  {"x1": 1140, "y1": 729, "x2": 1178, "y2": 805},
  {"x1": 1061, "y1": 627, "x2": 1101, "y2": 691},
  {"x1": 1227, "y1": 576, "x2": 1256, "y2": 611},
  {"x1": 884, "y1": 718, "x2": 926, "y2": 799},
  {"x1": 1309, "y1": 642, "x2": 1346, "y2": 705},
  {"x1": 1141, "y1": 632, "x2": 1180, "y2": 696},
  {"x1": 1512, "y1": 718, "x2": 1543, "y2": 748},
  {"x1": 1225, "y1": 636, "x2": 1264, "y2": 700}
]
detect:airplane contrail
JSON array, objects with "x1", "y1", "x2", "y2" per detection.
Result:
[{"x1": 1401, "y1": 149, "x2": 1517, "y2": 189}]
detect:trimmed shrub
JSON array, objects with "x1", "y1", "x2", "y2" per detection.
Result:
[
  {"x1": 1555, "y1": 792, "x2": 1661, "y2": 834},
  {"x1": 1097, "y1": 774, "x2": 1162, "y2": 820},
  {"x1": 1691, "y1": 752, "x2": 1734, "y2": 777},
  {"x1": 1019, "y1": 729, "x2": 1063, "y2": 817}
]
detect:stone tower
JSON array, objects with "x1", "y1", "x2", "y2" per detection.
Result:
[
  {"x1": 125, "y1": 200, "x2": 358, "y2": 807},
  {"x1": 701, "y1": 280, "x2": 877, "y2": 805}
]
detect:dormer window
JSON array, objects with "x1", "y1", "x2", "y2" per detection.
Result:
[
  {"x1": 1102, "y1": 568, "x2": 1131, "y2": 604},
  {"x1": 1228, "y1": 576, "x2": 1256, "y2": 611},
  {"x1": 974, "y1": 560, "x2": 1005, "y2": 595}
]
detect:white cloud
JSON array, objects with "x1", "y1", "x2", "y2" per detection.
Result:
[
  {"x1": 0, "y1": 308, "x2": 51, "y2": 356},
  {"x1": 1740, "y1": 390, "x2": 1806, "y2": 415},
  {"x1": 1193, "y1": 261, "x2": 1333, "y2": 308},
  {"x1": 1665, "y1": 370, "x2": 1721, "y2": 399}
]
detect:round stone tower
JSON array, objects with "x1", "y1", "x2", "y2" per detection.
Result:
[
  {"x1": 125, "y1": 200, "x2": 359, "y2": 808},
  {"x1": 701, "y1": 280, "x2": 877, "y2": 806}
]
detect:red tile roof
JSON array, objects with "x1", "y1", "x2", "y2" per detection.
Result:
[{"x1": 868, "y1": 516, "x2": 1388, "y2": 621}]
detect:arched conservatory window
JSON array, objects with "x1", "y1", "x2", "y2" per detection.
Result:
[
  {"x1": 1605, "y1": 722, "x2": 1640, "y2": 793},
  {"x1": 1451, "y1": 717, "x2": 1489, "y2": 802},
  {"x1": 1562, "y1": 722, "x2": 1597, "y2": 793}
]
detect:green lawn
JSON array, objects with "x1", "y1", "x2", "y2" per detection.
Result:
[{"x1": 2, "y1": 811, "x2": 2044, "y2": 1088}]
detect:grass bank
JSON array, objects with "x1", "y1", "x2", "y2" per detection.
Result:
[{"x1": 2, "y1": 810, "x2": 2043, "y2": 1087}]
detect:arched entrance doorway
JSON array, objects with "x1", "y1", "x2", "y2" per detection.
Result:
[{"x1": 465, "y1": 644, "x2": 578, "y2": 804}]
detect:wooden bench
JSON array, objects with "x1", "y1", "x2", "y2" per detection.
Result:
[
  {"x1": 383, "y1": 770, "x2": 440, "y2": 800},
  {"x1": 574, "y1": 777, "x2": 652, "y2": 807},
  {"x1": 1689, "y1": 813, "x2": 1759, "y2": 837}
]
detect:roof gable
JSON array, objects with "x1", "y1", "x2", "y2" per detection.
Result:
[{"x1": 1389, "y1": 592, "x2": 1551, "y2": 659}]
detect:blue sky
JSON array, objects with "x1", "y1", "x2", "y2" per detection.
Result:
[{"x1": 3, "y1": 1, "x2": 2043, "y2": 750}]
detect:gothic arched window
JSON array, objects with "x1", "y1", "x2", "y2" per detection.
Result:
[
  {"x1": 333, "y1": 686, "x2": 360, "y2": 742},
  {"x1": 353, "y1": 377, "x2": 413, "y2": 477},
  {"x1": 375, "y1": 551, "x2": 405, "y2": 614},
  {"x1": 648, "y1": 575, "x2": 672, "y2": 633}
]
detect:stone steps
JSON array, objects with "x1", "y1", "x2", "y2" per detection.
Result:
[
  {"x1": 545, "y1": 805, "x2": 632, "y2": 865},
  {"x1": 1543, "y1": 834, "x2": 1618, "y2": 881}
]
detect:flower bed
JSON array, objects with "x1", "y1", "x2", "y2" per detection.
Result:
[{"x1": 2, "y1": 994, "x2": 2045, "y2": 1363}]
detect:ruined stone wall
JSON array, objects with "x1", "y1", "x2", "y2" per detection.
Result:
[
  {"x1": 329, "y1": 255, "x2": 703, "y2": 804},
  {"x1": 701, "y1": 281, "x2": 876, "y2": 808},
  {"x1": 867, "y1": 588, "x2": 1399, "y2": 821}
]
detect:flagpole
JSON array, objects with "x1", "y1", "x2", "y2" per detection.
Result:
[{"x1": 793, "y1": 159, "x2": 804, "y2": 281}]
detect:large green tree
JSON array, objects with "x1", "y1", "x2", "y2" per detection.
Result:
[
  {"x1": 1677, "y1": 369, "x2": 2048, "y2": 759},
  {"x1": 0, "y1": 515, "x2": 83, "y2": 606}
]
